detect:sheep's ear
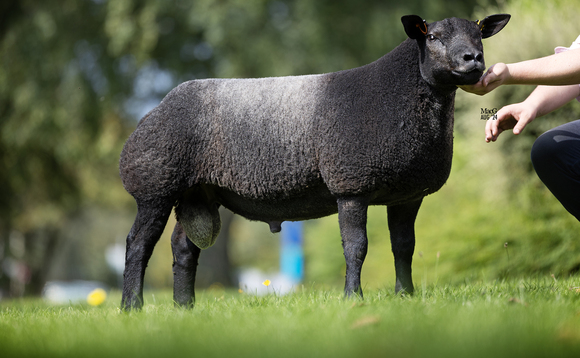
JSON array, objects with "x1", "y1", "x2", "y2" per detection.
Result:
[
  {"x1": 401, "y1": 15, "x2": 428, "y2": 40},
  {"x1": 476, "y1": 14, "x2": 511, "y2": 39}
]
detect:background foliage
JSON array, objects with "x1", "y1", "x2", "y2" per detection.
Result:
[{"x1": 0, "y1": 0, "x2": 579, "y2": 298}]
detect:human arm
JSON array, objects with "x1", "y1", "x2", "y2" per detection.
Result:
[
  {"x1": 461, "y1": 47, "x2": 580, "y2": 95},
  {"x1": 485, "y1": 84, "x2": 580, "y2": 142}
]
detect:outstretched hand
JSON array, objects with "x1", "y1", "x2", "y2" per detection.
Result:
[
  {"x1": 460, "y1": 63, "x2": 510, "y2": 95},
  {"x1": 485, "y1": 102, "x2": 537, "y2": 142}
]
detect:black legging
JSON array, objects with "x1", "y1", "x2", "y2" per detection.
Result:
[{"x1": 531, "y1": 119, "x2": 580, "y2": 220}]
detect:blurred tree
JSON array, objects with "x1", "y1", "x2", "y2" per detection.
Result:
[
  {"x1": 0, "y1": 0, "x2": 495, "y2": 297},
  {"x1": 0, "y1": 0, "x2": 136, "y2": 296}
]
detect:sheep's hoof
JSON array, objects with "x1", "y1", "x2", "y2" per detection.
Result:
[{"x1": 395, "y1": 285, "x2": 414, "y2": 297}]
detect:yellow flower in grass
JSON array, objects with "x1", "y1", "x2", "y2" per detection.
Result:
[
  {"x1": 262, "y1": 280, "x2": 271, "y2": 287},
  {"x1": 87, "y1": 288, "x2": 107, "y2": 306}
]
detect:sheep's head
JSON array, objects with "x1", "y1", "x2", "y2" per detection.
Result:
[{"x1": 401, "y1": 14, "x2": 510, "y2": 90}]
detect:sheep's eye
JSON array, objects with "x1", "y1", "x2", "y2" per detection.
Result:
[{"x1": 427, "y1": 34, "x2": 437, "y2": 41}]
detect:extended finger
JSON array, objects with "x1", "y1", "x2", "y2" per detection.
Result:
[{"x1": 485, "y1": 116, "x2": 498, "y2": 142}]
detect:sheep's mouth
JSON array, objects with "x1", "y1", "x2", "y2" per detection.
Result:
[{"x1": 451, "y1": 68, "x2": 484, "y2": 84}]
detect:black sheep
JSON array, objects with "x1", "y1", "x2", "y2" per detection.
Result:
[{"x1": 119, "y1": 14, "x2": 510, "y2": 310}]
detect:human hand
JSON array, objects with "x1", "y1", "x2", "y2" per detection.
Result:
[
  {"x1": 460, "y1": 63, "x2": 510, "y2": 95},
  {"x1": 485, "y1": 102, "x2": 537, "y2": 142}
]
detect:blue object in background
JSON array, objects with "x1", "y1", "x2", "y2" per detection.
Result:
[{"x1": 280, "y1": 221, "x2": 304, "y2": 283}]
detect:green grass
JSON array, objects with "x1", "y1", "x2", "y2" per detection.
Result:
[{"x1": 3, "y1": 277, "x2": 580, "y2": 357}]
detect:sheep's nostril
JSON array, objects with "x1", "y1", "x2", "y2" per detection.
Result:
[{"x1": 463, "y1": 53, "x2": 483, "y2": 63}]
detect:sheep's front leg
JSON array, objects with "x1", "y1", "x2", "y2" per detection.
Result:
[
  {"x1": 387, "y1": 199, "x2": 422, "y2": 295},
  {"x1": 171, "y1": 222, "x2": 201, "y2": 308},
  {"x1": 338, "y1": 197, "x2": 369, "y2": 299},
  {"x1": 122, "y1": 201, "x2": 172, "y2": 311}
]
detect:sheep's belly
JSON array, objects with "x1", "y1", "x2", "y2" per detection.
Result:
[{"x1": 213, "y1": 184, "x2": 339, "y2": 222}]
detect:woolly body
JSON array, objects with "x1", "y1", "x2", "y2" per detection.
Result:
[{"x1": 121, "y1": 39, "x2": 453, "y2": 225}]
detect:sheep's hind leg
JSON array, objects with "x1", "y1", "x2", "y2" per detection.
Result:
[
  {"x1": 171, "y1": 222, "x2": 201, "y2": 308},
  {"x1": 122, "y1": 201, "x2": 172, "y2": 311},
  {"x1": 172, "y1": 193, "x2": 220, "y2": 308},
  {"x1": 338, "y1": 197, "x2": 369, "y2": 299},
  {"x1": 387, "y1": 199, "x2": 422, "y2": 295}
]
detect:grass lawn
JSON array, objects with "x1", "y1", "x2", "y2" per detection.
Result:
[{"x1": 2, "y1": 277, "x2": 580, "y2": 357}]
